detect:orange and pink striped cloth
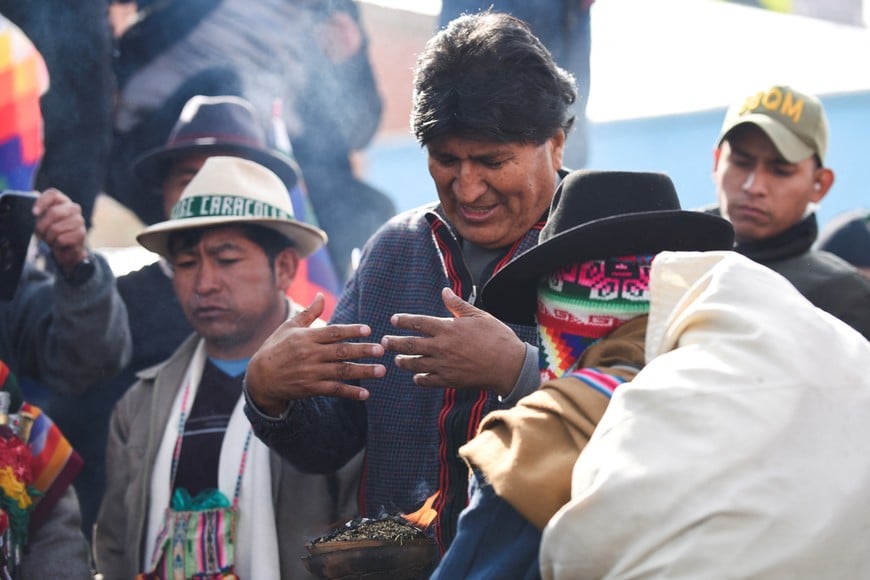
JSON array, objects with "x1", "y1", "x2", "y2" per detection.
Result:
[{"x1": 0, "y1": 360, "x2": 82, "y2": 534}]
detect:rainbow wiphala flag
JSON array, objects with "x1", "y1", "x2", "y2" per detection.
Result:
[{"x1": 0, "y1": 15, "x2": 48, "y2": 191}]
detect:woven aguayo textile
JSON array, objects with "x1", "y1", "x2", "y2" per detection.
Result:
[{"x1": 536, "y1": 256, "x2": 652, "y2": 382}]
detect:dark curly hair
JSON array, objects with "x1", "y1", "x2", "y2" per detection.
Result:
[{"x1": 411, "y1": 11, "x2": 577, "y2": 146}]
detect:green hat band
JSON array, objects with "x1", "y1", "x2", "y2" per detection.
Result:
[{"x1": 170, "y1": 194, "x2": 293, "y2": 221}]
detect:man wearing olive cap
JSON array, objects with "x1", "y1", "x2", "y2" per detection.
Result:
[{"x1": 711, "y1": 84, "x2": 870, "y2": 339}]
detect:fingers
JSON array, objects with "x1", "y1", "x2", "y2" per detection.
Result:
[
  {"x1": 291, "y1": 293, "x2": 327, "y2": 328},
  {"x1": 385, "y1": 288, "x2": 483, "y2": 353},
  {"x1": 392, "y1": 353, "x2": 429, "y2": 376},
  {"x1": 391, "y1": 354, "x2": 447, "y2": 389},
  {"x1": 245, "y1": 336, "x2": 383, "y2": 411},
  {"x1": 331, "y1": 360, "x2": 385, "y2": 384},
  {"x1": 289, "y1": 337, "x2": 383, "y2": 366},
  {"x1": 33, "y1": 188, "x2": 87, "y2": 266},
  {"x1": 441, "y1": 287, "x2": 480, "y2": 318},
  {"x1": 380, "y1": 333, "x2": 422, "y2": 356},
  {"x1": 301, "y1": 322, "x2": 381, "y2": 349},
  {"x1": 247, "y1": 374, "x2": 372, "y2": 416},
  {"x1": 388, "y1": 311, "x2": 444, "y2": 335},
  {"x1": 31, "y1": 187, "x2": 65, "y2": 215},
  {"x1": 327, "y1": 383, "x2": 370, "y2": 401},
  {"x1": 385, "y1": 311, "x2": 449, "y2": 355},
  {"x1": 302, "y1": 369, "x2": 383, "y2": 400}
]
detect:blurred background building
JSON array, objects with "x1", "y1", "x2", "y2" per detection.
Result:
[{"x1": 90, "y1": 0, "x2": 870, "y2": 270}]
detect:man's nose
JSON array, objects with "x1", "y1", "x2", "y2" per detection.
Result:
[
  {"x1": 453, "y1": 163, "x2": 487, "y2": 201},
  {"x1": 742, "y1": 168, "x2": 768, "y2": 195},
  {"x1": 194, "y1": 260, "x2": 221, "y2": 294}
]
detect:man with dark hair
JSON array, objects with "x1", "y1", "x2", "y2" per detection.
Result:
[
  {"x1": 94, "y1": 156, "x2": 360, "y2": 580},
  {"x1": 40, "y1": 94, "x2": 338, "y2": 539},
  {"x1": 243, "y1": 11, "x2": 577, "y2": 550}
]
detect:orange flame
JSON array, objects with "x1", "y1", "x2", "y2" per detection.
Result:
[{"x1": 402, "y1": 491, "x2": 440, "y2": 529}]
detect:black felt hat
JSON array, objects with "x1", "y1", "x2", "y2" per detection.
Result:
[
  {"x1": 133, "y1": 95, "x2": 299, "y2": 191},
  {"x1": 481, "y1": 170, "x2": 735, "y2": 325}
]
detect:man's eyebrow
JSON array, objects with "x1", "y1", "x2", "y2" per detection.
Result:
[
  {"x1": 431, "y1": 149, "x2": 513, "y2": 162},
  {"x1": 204, "y1": 241, "x2": 245, "y2": 255},
  {"x1": 171, "y1": 239, "x2": 245, "y2": 257},
  {"x1": 471, "y1": 150, "x2": 511, "y2": 161}
]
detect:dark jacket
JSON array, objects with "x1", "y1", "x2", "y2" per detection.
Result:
[
  {"x1": 1, "y1": 254, "x2": 130, "y2": 394},
  {"x1": 721, "y1": 210, "x2": 870, "y2": 340}
]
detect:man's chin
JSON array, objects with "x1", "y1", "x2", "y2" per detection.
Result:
[{"x1": 193, "y1": 324, "x2": 235, "y2": 345}]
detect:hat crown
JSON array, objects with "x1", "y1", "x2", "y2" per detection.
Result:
[
  {"x1": 541, "y1": 170, "x2": 682, "y2": 243},
  {"x1": 171, "y1": 155, "x2": 294, "y2": 220},
  {"x1": 136, "y1": 155, "x2": 327, "y2": 259},
  {"x1": 479, "y1": 169, "x2": 734, "y2": 325},
  {"x1": 132, "y1": 94, "x2": 299, "y2": 192},
  {"x1": 719, "y1": 85, "x2": 828, "y2": 163},
  {"x1": 168, "y1": 95, "x2": 267, "y2": 149}
]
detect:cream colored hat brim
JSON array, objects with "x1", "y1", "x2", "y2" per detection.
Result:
[{"x1": 137, "y1": 216, "x2": 326, "y2": 259}]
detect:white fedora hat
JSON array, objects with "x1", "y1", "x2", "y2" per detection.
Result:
[{"x1": 137, "y1": 156, "x2": 326, "y2": 259}]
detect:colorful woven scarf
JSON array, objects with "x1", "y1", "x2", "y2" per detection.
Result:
[
  {"x1": 0, "y1": 16, "x2": 49, "y2": 191},
  {"x1": 0, "y1": 360, "x2": 82, "y2": 533},
  {"x1": 536, "y1": 255, "x2": 652, "y2": 382},
  {"x1": 0, "y1": 361, "x2": 79, "y2": 577}
]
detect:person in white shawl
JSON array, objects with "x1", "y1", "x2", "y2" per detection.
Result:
[{"x1": 540, "y1": 247, "x2": 870, "y2": 578}]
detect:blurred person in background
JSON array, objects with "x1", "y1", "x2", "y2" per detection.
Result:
[
  {"x1": 0, "y1": 16, "x2": 129, "y2": 578},
  {"x1": 106, "y1": 0, "x2": 395, "y2": 281},
  {"x1": 815, "y1": 208, "x2": 870, "y2": 280},
  {"x1": 0, "y1": 13, "x2": 130, "y2": 403}
]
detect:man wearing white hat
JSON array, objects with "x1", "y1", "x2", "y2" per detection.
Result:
[{"x1": 93, "y1": 156, "x2": 361, "y2": 580}]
